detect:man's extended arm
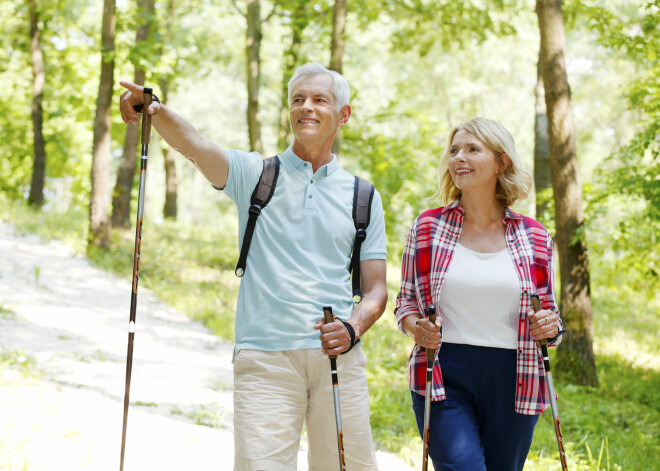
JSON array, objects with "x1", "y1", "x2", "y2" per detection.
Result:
[{"x1": 119, "y1": 81, "x2": 230, "y2": 189}]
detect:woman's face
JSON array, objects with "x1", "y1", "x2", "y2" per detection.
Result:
[{"x1": 448, "y1": 129, "x2": 501, "y2": 193}]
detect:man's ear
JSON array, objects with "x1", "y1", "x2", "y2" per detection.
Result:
[{"x1": 338, "y1": 104, "x2": 352, "y2": 127}]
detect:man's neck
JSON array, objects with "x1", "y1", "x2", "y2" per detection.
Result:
[{"x1": 291, "y1": 140, "x2": 334, "y2": 173}]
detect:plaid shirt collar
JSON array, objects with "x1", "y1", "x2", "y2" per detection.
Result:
[{"x1": 440, "y1": 199, "x2": 524, "y2": 222}]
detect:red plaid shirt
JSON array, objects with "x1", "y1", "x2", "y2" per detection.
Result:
[{"x1": 394, "y1": 201, "x2": 562, "y2": 415}]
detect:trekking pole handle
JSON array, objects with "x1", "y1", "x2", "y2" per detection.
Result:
[
  {"x1": 141, "y1": 88, "x2": 153, "y2": 145},
  {"x1": 323, "y1": 306, "x2": 337, "y2": 360},
  {"x1": 426, "y1": 305, "x2": 437, "y2": 361},
  {"x1": 530, "y1": 294, "x2": 549, "y2": 347}
]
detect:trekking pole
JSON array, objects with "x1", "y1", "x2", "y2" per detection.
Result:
[
  {"x1": 323, "y1": 306, "x2": 346, "y2": 470},
  {"x1": 531, "y1": 294, "x2": 568, "y2": 471},
  {"x1": 119, "y1": 88, "x2": 154, "y2": 471},
  {"x1": 422, "y1": 305, "x2": 437, "y2": 471}
]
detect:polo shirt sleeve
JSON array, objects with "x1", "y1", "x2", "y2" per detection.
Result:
[
  {"x1": 360, "y1": 189, "x2": 387, "y2": 261},
  {"x1": 216, "y1": 149, "x2": 263, "y2": 208}
]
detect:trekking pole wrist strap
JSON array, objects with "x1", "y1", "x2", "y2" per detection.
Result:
[{"x1": 339, "y1": 318, "x2": 358, "y2": 354}]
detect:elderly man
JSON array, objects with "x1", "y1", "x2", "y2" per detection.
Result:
[{"x1": 119, "y1": 62, "x2": 387, "y2": 470}]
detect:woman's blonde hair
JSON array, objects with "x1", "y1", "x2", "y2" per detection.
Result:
[{"x1": 437, "y1": 117, "x2": 532, "y2": 208}]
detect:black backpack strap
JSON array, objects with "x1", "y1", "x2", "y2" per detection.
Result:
[
  {"x1": 235, "y1": 156, "x2": 280, "y2": 276},
  {"x1": 350, "y1": 176, "x2": 375, "y2": 301}
]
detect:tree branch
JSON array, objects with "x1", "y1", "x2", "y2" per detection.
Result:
[{"x1": 231, "y1": 0, "x2": 246, "y2": 17}]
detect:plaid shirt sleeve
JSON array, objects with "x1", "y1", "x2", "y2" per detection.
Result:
[
  {"x1": 543, "y1": 232, "x2": 563, "y2": 346},
  {"x1": 395, "y1": 215, "x2": 447, "y2": 400},
  {"x1": 394, "y1": 220, "x2": 421, "y2": 333},
  {"x1": 511, "y1": 214, "x2": 564, "y2": 414}
]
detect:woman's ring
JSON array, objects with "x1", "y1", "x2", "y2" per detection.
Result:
[
  {"x1": 545, "y1": 317, "x2": 549, "y2": 325},
  {"x1": 422, "y1": 335, "x2": 426, "y2": 342}
]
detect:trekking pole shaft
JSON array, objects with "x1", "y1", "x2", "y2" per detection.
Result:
[
  {"x1": 531, "y1": 295, "x2": 568, "y2": 471},
  {"x1": 120, "y1": 89, "x2": 153, "y2": 471},
  {"x1": 422, "y1": 306, "x2": 437, "y2": 471},
  {"x1": 323, "y1": 306, "x2": 346, "y2": 470}
]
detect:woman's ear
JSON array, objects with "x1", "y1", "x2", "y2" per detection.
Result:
[{"x1": 498, "y1": 153, "x2": 511, "y2": 174}]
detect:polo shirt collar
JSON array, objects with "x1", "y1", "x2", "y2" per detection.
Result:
[{"x1": 281, "y1": 146, "x2": 338, "y2": 176}]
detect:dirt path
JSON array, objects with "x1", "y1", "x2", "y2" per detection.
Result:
[{"x1": 0, "y1": 222, "x2": 412, "y2": 471}]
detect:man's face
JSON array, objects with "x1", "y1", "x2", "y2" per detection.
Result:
[{"x1": 289, "y1": 74, "x2": 348, "y2": 147}]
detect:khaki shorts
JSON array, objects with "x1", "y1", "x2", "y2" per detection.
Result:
[{"x1": 233, "y1": 346, "x2": 378, "y2": 471}]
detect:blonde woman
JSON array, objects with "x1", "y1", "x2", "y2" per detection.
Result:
[{"x1": 395, "y1": 118, "x2": 563, "y2": 470}]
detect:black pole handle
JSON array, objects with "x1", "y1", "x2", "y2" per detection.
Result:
[
  {"x1": 141, "y1": 88, "x2": 153, "y2": 146},
  {"x1": 323, "y1": 306, "x2": 337, "y2": 360},
  {"x1": 425, "y1": 305, "x2": 437, "y2": 365},
  {"x1": 530, "y1": 294, "x2": 549, "y2": 348}
]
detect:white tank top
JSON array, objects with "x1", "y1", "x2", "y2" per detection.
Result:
[{"x1": 438, "y1": 242, "x2": 520, "y2": 349}]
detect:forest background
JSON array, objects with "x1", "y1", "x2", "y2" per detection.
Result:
[{"x1": 1, "y1": 0, "x2": 658, "y2": 469}]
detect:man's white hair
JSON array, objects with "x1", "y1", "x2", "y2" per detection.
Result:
[{"x1": 287, "y1": 62, "x2": 350, "y2": 112}]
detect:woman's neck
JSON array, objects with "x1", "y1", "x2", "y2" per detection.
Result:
[{"x1": 459, "y1": 192, "x2": 505, "y2": 226}]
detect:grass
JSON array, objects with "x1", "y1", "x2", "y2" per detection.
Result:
[
  {"x1": 1, "y1": 195, "x2": 659, "y2": 469},
  {"x1": 0, "y1": 350, "x2": 41, "y2": 382},
  {"x1": 0, "y1": 304, "x2": 16, "y2": 320}
]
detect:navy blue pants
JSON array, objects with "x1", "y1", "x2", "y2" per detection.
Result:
[{"x1": 412, "y1": 343, "x2": 538, "y2": 471}]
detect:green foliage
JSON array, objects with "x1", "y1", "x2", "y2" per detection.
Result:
[
  {"x1": 0, "y1": 305, "x2": 16, "y2": 320},
  {"x1": 342, "y1": 113, "x2": 442, "y2": 261},
  {"x1": 0, "y1": 350, "x2": 40, "y2": 381},
  {"x1": 577, "y1": 0, "x2": 660, "y2": 296}
]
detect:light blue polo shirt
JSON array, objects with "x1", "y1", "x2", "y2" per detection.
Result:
[{"x1": 220, "y1": 146, "x2": 387, "y2": 355}]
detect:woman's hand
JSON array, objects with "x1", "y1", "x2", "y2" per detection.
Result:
[
  {"x1": 413, "y1": 316, "x2": 443, "y2": 349},
  {"x1": 527, "y1": 308, "x2": 560, "y2": 343}
]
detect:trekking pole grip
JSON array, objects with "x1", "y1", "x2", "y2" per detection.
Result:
[
  {"x1": 426, "y1": 305, "x2": 437, "y2": 362},
  {"x1": 323, "y1": 306, "x2": 337, "y2": 360},
  {"x1": 141, "y1": 88, "x2": 153, "y2": 145},
  {"x1": 531, "y1": 294, "x2": 549, "y2": 347}
]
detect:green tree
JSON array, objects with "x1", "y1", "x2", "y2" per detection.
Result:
[
  {"x1": 112, "y1": 0, "x2": 155, "y2": 229},
  {"x1": 329, "y1": 0, "x2": 347, "y2": 156},
  {"x1": 533, "y1": 61, "x2": 552, "y2": 226},
  {"x1": 89, "y1": 0, "x2": 117, "y2": 249},
  {"x1": 579, "y1": 0, "x2": 660, "y2": 295},
  {"x1": 28, "y1": 0, "x2": 46, "y2": 207},
  {"x1": 276, "y1": 1, "x2": 315, "y2": 150},
  {"x1": 537, "y1": 0, "x2": 598, "y2": 386},
  {"x1": 233, "y1": 0, "x2": 278, "y2": 154}
]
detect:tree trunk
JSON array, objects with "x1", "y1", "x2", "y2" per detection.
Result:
[
  {"x1": 536, "y1": 0, "x2": 598, "y2": 386},
  {"x1": 88, "y1": 0, "x2": 116, "y2": 249},
  {"x1": 533, "y1": 60, "x2": 552, "y2": 225},
  {"x1": 28, "y1": 0, "x2": 46, "y2": 207},
  {"x1": 111, "y1": 72, "x2": 142, "y2": 228},
  {"x1": 112, "y1": 0, "x2": 152, "y2": 228},
  {"x1": 278, "y1": 3, "x2": 307, "y2": 150},
  {"x1": 246, "y1": 0, "x2": 263, "y2": 154},
  {"x1": 160, "y1": 82, "x2": 178, "y2": 219},
  {"x1": 329, "y1": 0, "x2": 347, "y2": 156}
]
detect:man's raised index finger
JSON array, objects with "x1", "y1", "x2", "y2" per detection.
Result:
[{"x1": 119, "y1": 80, "x2": 142, "y2": 93}]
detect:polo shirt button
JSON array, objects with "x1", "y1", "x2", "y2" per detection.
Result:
[
  {"x1": 310, "y1": 180, "x2": 313, "y2": 184},
  {"x1": 308, "y1": 195, "x2": 312, "y2": 199}
]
